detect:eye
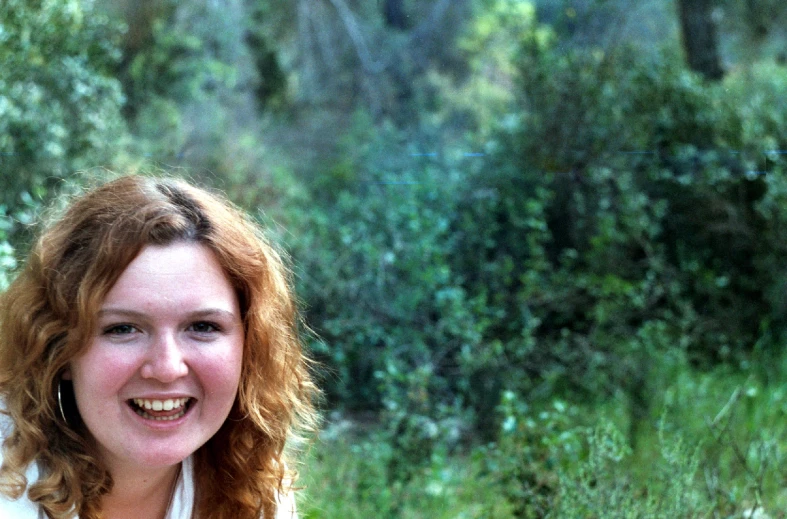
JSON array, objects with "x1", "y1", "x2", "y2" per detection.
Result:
[
  {"x1": 188, "y1": 321, "x2": 220, "y2": 334},
  {"x1": 103, "y1": 324, "x2": 139, "y2": 335}
]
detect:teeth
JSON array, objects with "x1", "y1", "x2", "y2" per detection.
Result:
[
  {"x1": 132, "y1": 407, "x2": 187, "y2": 421},
  {"x1": 132, "y1": 398, "x2": 189, "y2": 412}
]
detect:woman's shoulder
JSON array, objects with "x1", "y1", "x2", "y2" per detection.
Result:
[
  {"x1": 0, "y1": 406, "x2": 12, "y2": 468},
  {"x1": 0, "y1": 491, "x2": 41, "y2": 518},
  {"x1": 0, "y1": 409, "x2": 42, "y2": 518},
  {"x1": 0, "y1": 406, "x2": 12, "y2": 439},
  {"x1": 273, "y1": 481, "x2": 298, "y2": 519}
]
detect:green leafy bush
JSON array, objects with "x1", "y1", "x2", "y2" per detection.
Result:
[
  {"x1": 0, "y1": 0, "x2": 127, "y2": 237},
  {"x1": 117, "y1": 0, "x2": 259, "y2": 167},
  {"x1": 452, "y1": 7, "x2": 787, "y2": 436},
  {"x1": 283, "y1": 0, "x2": 787, "y2": 462},
  {"x1": 481, "y1": 394, "x2": 583, "y2": 517},
  {"x1": 0, "y1": 214, "x2": 17, "y2": 292},
  {"x1": 301, "y1": 427, "x2": 514, "y2": 519},
  {"x1": 550, "y1": 423, "x2": 708, "y2": 519}
]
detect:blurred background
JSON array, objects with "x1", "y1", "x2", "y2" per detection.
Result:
[{"x1": 2, "y1": 0, "x2": 787, "y2": 517}]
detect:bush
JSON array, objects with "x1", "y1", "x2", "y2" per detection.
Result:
[
  {"x1": 115, "y1": 0, "x2": 261, "y2": 175},
  {"x1": 283, "y1": 1, "x2": 787, "y2": 461},
  {"x1": 0, "y1": 215, "x2": 17, "y2": 292},
  {"x1": 450, "y1": 10, "x2": 787, "y2": 442},
  {"x1": 481, "y1": 394, "x2": 584, "y2": 517},
  {"x1": 301, "y1": 426, "x2": 514, "y2": 519},
  {"x1": 0, "y1": 0, "x2": 127, "y2": 243},
  {"x1": 550, "y1": 423, "x2": 708, "y2": 519}
]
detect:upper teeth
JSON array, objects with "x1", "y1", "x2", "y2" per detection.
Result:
[{"x1": 133, "y1": 398, "x2": 189, "y2": 411}]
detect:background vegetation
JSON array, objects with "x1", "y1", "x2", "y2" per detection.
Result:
[{"x1": 2, "y1": 0, "x2": 787, "y2": 516}]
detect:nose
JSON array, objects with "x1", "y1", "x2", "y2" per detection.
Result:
[{"x1": 140, "y1": 332, "x2": 189, "y2": 382}]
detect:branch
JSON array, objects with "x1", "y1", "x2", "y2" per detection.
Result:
[
  {"x1": 409, "y1": 0, "x2": 454, "y2": 44},
  {"x1": 325, "y1": 0, "x2": 387, "y2": 74}
]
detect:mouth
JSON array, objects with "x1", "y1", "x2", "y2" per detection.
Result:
[{"x1": 128, "y1": 397, "x2": 193, "y2": 421}]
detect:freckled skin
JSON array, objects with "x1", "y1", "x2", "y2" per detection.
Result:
[{"x1": 68, "y1": 243, "x2": 244, "y2": 476}]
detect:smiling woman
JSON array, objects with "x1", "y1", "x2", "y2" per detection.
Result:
[
  {"x1": 67, "y1": 242, "x2": 245, "y2": 499},
  {"x1": 0, "y1": 175, "x2": 319, "y2": 519}
]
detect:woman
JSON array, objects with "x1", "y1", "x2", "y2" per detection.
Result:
[{"x1": 0, "y1": 175, "x2": 319, "y2": 518}]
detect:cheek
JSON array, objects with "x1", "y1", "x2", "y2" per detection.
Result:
[
  {"x1": 225, "y1": 336, "x2": 245, "y2": 380},
  {"x1": 212, "y1": 350, "x2": 243, "y2": 396},
  {"x1": 71, "y1": 349, "x2": 138, "y2": 398},
  {"x1": 188, "y1": 339, "x2": 243, "y2": 390},
  {"x1": 223, "y1": 351, "x2": 246, "y2": 415}
]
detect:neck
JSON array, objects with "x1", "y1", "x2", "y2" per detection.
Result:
[{"x1": 101, "y1": 463, "x2": 181, "y2": 519}]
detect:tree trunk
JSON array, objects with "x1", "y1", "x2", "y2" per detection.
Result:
[
  {"x1": 384, "y1": 0, "x2": 408, "y2": 30},
  {"x1": 745, "y1": 0, "x2": 770, "y2": 40},
  {"x1": 677, "y1": 0, "x2": 724, "y2": 80}
]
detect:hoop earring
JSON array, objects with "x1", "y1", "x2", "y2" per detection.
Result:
[{"x1": 57, "y1": 380, "x2": 68, "y2": 426}]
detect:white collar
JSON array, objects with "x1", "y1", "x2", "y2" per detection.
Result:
[
  {"x1": 0, "y1": 456, "x2": 195, "y2": 519},
  {"x1": 166, "y1": 456, "x2": 195, "y2": 519}
]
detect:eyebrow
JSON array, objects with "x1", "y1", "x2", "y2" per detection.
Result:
[{"x1": 97, "y1": 308, "x2": 239, "y2": 320}]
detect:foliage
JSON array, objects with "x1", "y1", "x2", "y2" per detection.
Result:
[
  {"x1": 302, "y1": 361, "x2": 787, "y2": 518},
  {"x1": 0, "y1": 213, "x2": 17, "y2": 292},
  {"x1": 452, "y1": 5, "x2": 787, "y2": 422},
  {"x1": 482, "y1": 394, "x2": 584, "y2": 517},
  {"x1": 274, "y1": 2, "x2": 787, "y2": 494},
  {"x1": 244, "y1": 0, "x2": 288, "y2": 110},
  {"x1": 300, "y1": 425, "x2": 514, "y2": 519},
  {"x1": 718, "y1": 0, "x2": 787, "y2": 63},
  {"x1": 0, "y1": 0, "x2": 127, "y2": 244},
  {"x1": 286, "y1": 111, "x2": 479, "y2": 427},
  {"x1": 549, "y1": 423, "x2": 708, "y2": 518},
  {"x1": 117, "y1": 0, "x2": 259, "y2": 168}
]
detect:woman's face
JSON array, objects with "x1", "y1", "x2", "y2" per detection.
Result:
[{"x1": 68, "y1": 242, "x2": 244, "y2": 474}]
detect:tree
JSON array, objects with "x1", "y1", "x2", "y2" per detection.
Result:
[
  {"x1": 383, "y1": 0, "x2": 408, "y2": 30},
  {"x1": 677, "y1": 0, "x2": 724, "y2": 80}
]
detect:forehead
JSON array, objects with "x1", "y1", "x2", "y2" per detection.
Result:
[{"x1": 100, "y1": 242, "x2": 238, "y2": 312}]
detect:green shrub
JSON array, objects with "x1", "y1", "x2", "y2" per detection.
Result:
[
  {"x1": 282, "y1": 2, "x2": 787, "y2": 462},
  {"x1": 301, "y1": 428, "x2": 514, "y2": 519},
  {"x1": 117, "y1": 0, "x2": 259, "y2": 169},
  {"x1": 0, "y1": 213, "x2": 17, "y2": 291},
  {"x1": 0, "y1": 0, "x2": 127, "y2": 240},
  {"x1": 480, "y1": 394, "x2": 584, "y2": 517},
  {"x1": 449, "y1": 12, "x2": 787, "y2": 442},
  {"x1": 550, "y1": 423, "x2": 708, "y2": 519}
]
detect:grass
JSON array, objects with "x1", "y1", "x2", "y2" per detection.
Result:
[
  {"x1": 299, "y1": 431, "x2": 515, "y2": 519},
  {"x1": 298, "y1": 357, "x2": 787, "y2": 518}
]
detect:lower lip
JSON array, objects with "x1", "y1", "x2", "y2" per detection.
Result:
[{"x1": 127, "y1": 401, "x2": 194, "y2": 429}]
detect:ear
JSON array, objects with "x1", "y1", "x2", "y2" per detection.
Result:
[{"x1": 61, "y1": 366, "x2": 72, "y2": 381}]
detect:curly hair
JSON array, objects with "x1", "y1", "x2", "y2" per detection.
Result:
[{"x1": 0, "y1": 175, "x2": 319, "y2": 519}]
